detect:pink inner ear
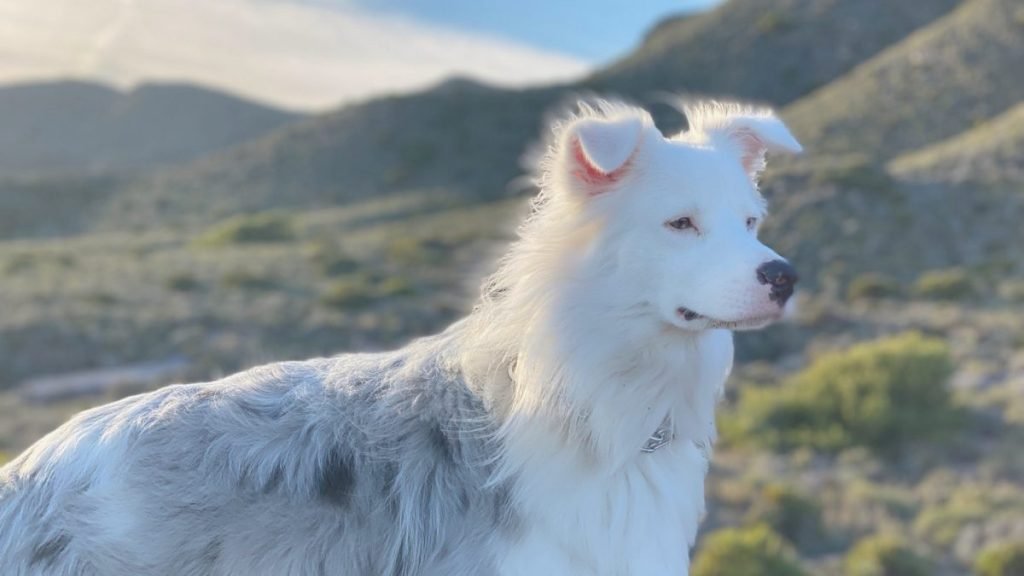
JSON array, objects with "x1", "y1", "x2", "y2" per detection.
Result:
[
  {"x1": 734, "y1": 128, "x2": 767, "y2": 175},
  {"x1": 571, "y1": 137, "x2": 630, "y2": 191}
]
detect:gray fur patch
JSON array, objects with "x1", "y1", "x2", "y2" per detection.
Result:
[
  {"x1": 429, "y1": 424, "x2": 456, "y2": 465},
  {"x1": 491, "y1": 483, "x2": 522, "y2": 537},
  {"x1": 30, "y1": 533, "x2": 71, "y2": 567},
  {"x1": 200, "y1": 537, "x2": 223, "y2": 566},
  {"x1": 317, "y1": 448, "x2": 357, "y2": 508}
]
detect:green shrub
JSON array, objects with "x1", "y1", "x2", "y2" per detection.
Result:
[
  {"x1": 320, "y1": 276, "x2": 376, "y2": 309},
  {"x1": 847, "y1": 273, "x2": 901, "y2": 301},
  {"x1": 746, "y1": 484, "x2": 825, "y2": 552},
  {"x1": 195, "y1": 212, "x2": 296, "y2": 246},
  {"x1": 912, "y1": 268, "x2": 975, "y2": 300},
  {"x1": 377, "y1": 276, "x2": 416, "y2": 297},
  {"x1": 913, "y1": 485, "x2": 1024, "y2": 548},
  {"x1": 998, "y1": 279, "x2": 1024, "y2": 303},
  {"x1": 0, "y1": 451, "x2": 9, "y2": 466},
  {"x1": 307, "y1": 242, "x2": 361, "y2": 276},
  {"x1": 165, "y1": 272, "x2": 202, "y2": 292},
  {"x1": 975, "y1": 542, "x2": 1024, "y2": 576},
  {"x1": 386, "y1": 237, "x2": 448, "y2": 266},
  {"x1": 82, "y1": 291, "x2": 118, "y2": 305},
  {"x1": 385, "y1": 141, "x2": 437, "y2": 186},
  {"x1": 2, "y1": 252, "x2": 75, "y2": 273},
  {"x1": 1, "y1": 253, "x2": 38, "y2": 274},
  {"x1": 692, "y1": 524, "x2": 807, "y2": 576},
  {"x1": 755, "y1": 11, "x2": 795, "y2": 35},
  {"x1": 220, "y1": 270, "x2": 278, "y2": 291},
  {"x1": 913, "y1": 484, "x2": 978, "y2": 548},
  {"x1": 723, "y1": 333, "x2": 956, "y2": 454},
  {"x1": 844, "y1": 536, "x2": 929, "y2": 576}
]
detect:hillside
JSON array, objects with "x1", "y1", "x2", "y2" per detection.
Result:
[
  {"x1": 0, "y1": 81, "x2": 301, "y2": 175},
  {"x1": 757, "y1": 158, "x2": 1024, "y2": 294},
  {"x1": 3, "y1": 191, "x2": 1024, "y2": 576},
  {"x1": 889, "y1": 102, "x2": 1024, "y2": 185},
  {"x1": 97, "y1": 82, "x2": 558, "y2": 229},
  {"x1": 0, "y1": 173, "x2": 121, "y2": 240},
  {"x1": 0, "y1": 193, "x2": 519, "y2": 389},
  {"x1": 784, "y1": 0, "x2": 1024, "y2": 158},
  {"x1": 593, "y1": 0, "x2": 962, "y2": 106}
]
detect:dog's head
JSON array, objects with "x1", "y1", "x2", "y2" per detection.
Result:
[{"x1": 548, "y1": 99, "x2": 802, "y2": 332}]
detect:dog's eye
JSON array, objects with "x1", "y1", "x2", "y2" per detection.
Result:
[
  {"x1": 666, "y1": 216, "x2": 697, "y2": 232},
  {"x1": 746, "y1": 217, "x2": 758, "y2": 230}
]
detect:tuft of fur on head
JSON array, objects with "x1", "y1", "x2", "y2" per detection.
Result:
[
  {"x1": 673, "y1": 99, "x2": 802, "y2": 184},
  {"x1": 678, "y1": 101, "x2": 776, "y2": 136}
]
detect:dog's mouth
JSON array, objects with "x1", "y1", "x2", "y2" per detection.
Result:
[{"x1": 676, "y1": 307, "x2": 781, "y2": 331}]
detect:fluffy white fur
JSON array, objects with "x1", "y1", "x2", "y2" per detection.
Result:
[
  {"x1": 466, "y1": 98, "x2": 801, "y2": 574},
  {"x1": 0, "y1": 97, "x2": 801, "y2": 576}
]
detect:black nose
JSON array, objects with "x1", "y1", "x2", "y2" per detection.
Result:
[{"x1": 757, "y1": 259, "x2": 798, "y2": 305}]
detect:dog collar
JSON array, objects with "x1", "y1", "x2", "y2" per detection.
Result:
[
  {"x1": 641, "y1": 417, "x2": 674, "y2": 454},
  {"x1": 506, "y1": 359, "x2": 674, "y2": 454}
]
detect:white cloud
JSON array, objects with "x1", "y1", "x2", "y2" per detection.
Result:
[{"x1": 0, "y1": 0, "x2": 591, "y2": 110}]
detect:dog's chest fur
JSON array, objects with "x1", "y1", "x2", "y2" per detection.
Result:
[
  {"x1": 499, "y1": 441, "x2": 707, "y2": 576},
  {"x1": 491, "y1": 329, "x2": 732, "y2": 576}
]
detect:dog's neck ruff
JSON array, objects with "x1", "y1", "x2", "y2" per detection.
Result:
[{"x1": 507, "y1": 359, "x2": 675, "y2": 454}]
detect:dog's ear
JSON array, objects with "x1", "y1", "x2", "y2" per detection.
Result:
[
  {"x1": 685, "y1": 103, "x2": 802, "y2": 179},
  {"x1": 713, "y1": 114, "x2": 802, "y2": 178},
  {"x1": 563, "y1": 115, "x2": 644, "y2": 193}
]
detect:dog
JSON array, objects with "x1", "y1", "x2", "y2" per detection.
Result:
[{"x1": 0, "y1": 97, "x2": 801, "y2": 575}]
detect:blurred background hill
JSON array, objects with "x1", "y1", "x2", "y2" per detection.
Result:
[
  {"x1": 0, "y1": 81, "x2": 300, "y2": 175},
  {"x1": 1, "y1": 0, "x2": 1023, "y2": 573}
]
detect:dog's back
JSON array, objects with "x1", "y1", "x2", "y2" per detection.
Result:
[{"x1": 0, "y1": 331, "x2": 514, "y2": 576}]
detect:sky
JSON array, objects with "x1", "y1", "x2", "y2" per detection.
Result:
[
  {"x1": 341, "y1": 0, "x2": 718, "y2": 61},
  {"x1": 0, "y1": 0, "x2": 717, "y2": 111}
]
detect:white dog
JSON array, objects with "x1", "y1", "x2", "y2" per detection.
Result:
[{"x1": 0, "y1": 97, "x2": 801, "y2": 575}]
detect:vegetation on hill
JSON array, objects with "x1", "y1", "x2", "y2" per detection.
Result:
[
  {"x1": 0, "y1": 195, "x2": 520, "y2": 391},
  {"x1": 723, "y1": 333, "x2": 956, "y2": 454},
  {"x1": 843, "y1": 536, "x2": 930, "y2": 576},
  {"x1": 0, "y1": 173, "x2": 121, "y2": 239},
  {"x1": 784, "y1": 0, "x2": 1024, "y2": 158},
  {"x1": 758, "y1": 153, "x2": 1024, "y2": 288},
  {"x1": 912, "y1": 268, "x2": 976, "y2": 301},
  {"x1": 974, "y1": 542, "x2": 1024, "y2": 576},
  {"x1": 744, "y1": 484, "x2": 826, "y2": 553},
  {"x1": 890, "y1": 102, "x2": 1024, "y2": 185},
  {"x1": 194, "y1": 212, "x2": 298, "y2": 247},
  {"x1": 691, "y1": 524, "x2": 807, "y2": 576}
]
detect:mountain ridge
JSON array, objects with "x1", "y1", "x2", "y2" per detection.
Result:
[
  {"x1": 0, "y1": 80, "x2": 302, "y2": 175},
  {"x1": 94, "y1": 0, "x2": 967, "y2": 231}
]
